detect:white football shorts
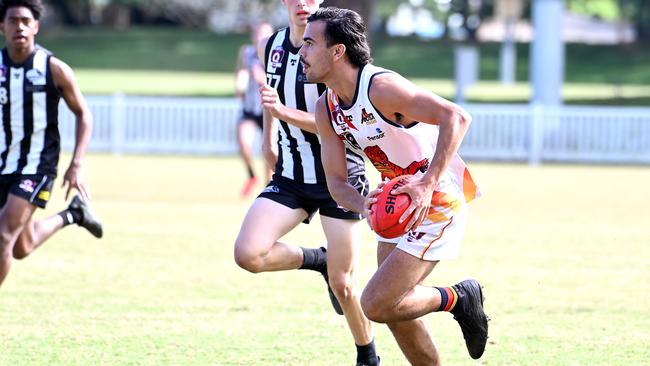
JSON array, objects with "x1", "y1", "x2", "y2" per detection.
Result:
[{"x1": 377, "y1": 202, "x2": 468, "y2": 261}]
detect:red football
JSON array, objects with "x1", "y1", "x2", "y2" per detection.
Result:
[{"x1": 369, "y1": 175, "x2": 414, "y2": 239}]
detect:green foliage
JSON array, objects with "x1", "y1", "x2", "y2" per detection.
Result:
[
  {"x1": 567, "y1": 0, "x2": 620, "y2": 21},
  {"x1": 1, "y1": 155, "x2": 649, "y2": 365},
  {"x1": 35, "y1": 27, "x2": 246, "y2": 72}
]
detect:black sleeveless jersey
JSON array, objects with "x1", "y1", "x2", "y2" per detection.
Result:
[
  {"x1": 264, "y1": 27, "x2": 365, "y2": 184},
  {"x1": 0, "y1": 46, "x2": 61, "y2": 177}
]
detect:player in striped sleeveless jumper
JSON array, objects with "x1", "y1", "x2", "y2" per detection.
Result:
[
  {"x1": 233, "y1": 1, "x2": 379, "y2": 365},
  {"x1": 302, "y1": 7, "x2": 488, "y2": 364},
  {"x1": 0, "y1": 0, "x2": 102, "y2": 288}
]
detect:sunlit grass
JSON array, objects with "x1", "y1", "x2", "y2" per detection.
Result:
[
  {"x1": 76, "y1": 69, "x2": 650, "y2": 105},
  {"x1": 1, "y1": 155, "x2": 649, "y2": 365}
]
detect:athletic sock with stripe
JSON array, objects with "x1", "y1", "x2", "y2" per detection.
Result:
[{"x1": 435, "y1": 286, "x2": 459, "y2": 312}]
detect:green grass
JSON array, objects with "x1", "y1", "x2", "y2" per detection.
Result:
[
  {"x1": 20, "y1": 27, "x2": 647, "y2": 104},
  {"x1": 1, "y1": 155, "x2": 649, "y2": 365},
  {"x1": 75, "y1": 69, "x2": 234, "y2": 97},
  {"x1": 74, "y1": 68, "x2": 650, "y2": 105}
]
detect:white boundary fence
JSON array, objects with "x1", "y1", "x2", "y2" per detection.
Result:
[{"x1": 59, "y1": 95, "x2": 650, "y2": 164}]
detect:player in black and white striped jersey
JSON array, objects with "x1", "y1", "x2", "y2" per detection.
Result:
[
  {"x1": 233, "y1": 1, "x2": 379, "y2": 365},
  {"x1": 0, "y1": 0, "x2": 102, "y2": 289}
]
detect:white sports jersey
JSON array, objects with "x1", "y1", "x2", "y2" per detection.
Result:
[
  {"x1": 326, "y1": 64, "x2": 480, "y2": 260},
  {"x1": 326, "y1": 64, "x2": 480, "y2": 225}
]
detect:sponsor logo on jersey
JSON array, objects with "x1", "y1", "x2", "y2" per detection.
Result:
[
  {"x1": 361, "y1": 108, "x2": 377, "y2": 125},
  {"x1": 367, "y1": 128, "x2": 385, "y2": 141},
  {"x1": 19, "y1": 179, "x2": 36, "y2": 193},
  {"x1": 26, "y1": 68, "x2": 46, "y2": 85},
  {"x1": 25, "y1": 84, "x2": 47, "y2": 93},
  {"x1": 38, "y1": 190, "x2": 50, "y2": 201},
  {"x1": 340, "y1": 132, "x2": 362, "y2": 150}
]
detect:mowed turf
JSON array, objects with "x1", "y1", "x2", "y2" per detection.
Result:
[{"x1": 1, "y1": 155, "x2": 649, "y2": 365}]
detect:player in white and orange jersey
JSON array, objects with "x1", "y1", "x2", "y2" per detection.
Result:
[{"x1": 301, "y1": 7, "x2": 488, "y2": 364}]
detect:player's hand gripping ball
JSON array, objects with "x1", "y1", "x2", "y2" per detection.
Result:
[{"x1": 368, "y1": 175, "x2": 414, "y2": 239}]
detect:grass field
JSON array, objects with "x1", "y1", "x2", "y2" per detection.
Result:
[
  {"x1": 71, "y1": 69, "x2": 650, "y2": 106},
  {"x1": 1, "y1": 155, "x2": 649, "y2": 365}
]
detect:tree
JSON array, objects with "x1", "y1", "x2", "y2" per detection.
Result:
[{"x1": 321, "y1": 0, "x2": 376, "y2": 30}]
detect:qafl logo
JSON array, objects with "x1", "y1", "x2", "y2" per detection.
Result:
[{"x1": 268, "y1": 47, "x2": 285, "y2": 72}]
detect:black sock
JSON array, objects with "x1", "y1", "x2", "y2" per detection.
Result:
[
  {"x1": 58, "y1": 209, "x2": 81, "y2": 226},
  {"x1": 299, "y1": 246, "x2": 327, "y2": 274},
  {"x1": 246, "y1": 166, "x2": 255, "y2": 179},
  {"x1": 356, "y1": 339, "x2": 379, "y2": 366}
]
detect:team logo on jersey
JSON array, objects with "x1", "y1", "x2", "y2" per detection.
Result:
[
  {"x1": 361, "y1": 108, "x2": 377, "y2": 125},
  {"x1": 363, "y1": 145, "x2": 430, "y2": 180},
  {"x1": 26, "y1": 68, "x2": 46, "y2": 85},
  {"x1": 367, "y1": 128, "x2": 385, "y2": 141},
  {"x1": 19, "y1": 179, "x2": 36, "y2": 193},
  {"x1": 268, "y1": 46, "x2": 286, "y2": 73}
]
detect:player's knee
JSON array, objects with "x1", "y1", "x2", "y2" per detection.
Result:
[
  {"x1": 328, "y1": 271, "x2": 355, "y2": 303},
  {"x1": 233, "y1": 243, "x2": 265, "y2": 273},
  {"x1": 360, "y1": 288, "x2": 388, "y2": 323},
  {"x1": 12, "y1": 246, "x2": 29, "y2": 260},
  {"x1": 12, "y1": 236, "x2": 35, "y2": 260}
]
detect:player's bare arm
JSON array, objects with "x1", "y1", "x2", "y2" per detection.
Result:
[
  {"x1": 256, "y1": 30, "x2": 318, "y2": 135},
  {"x1": 314, "y1": 95, "x2": 367, "y2": 214},
  {"x1": 260, "y1": 85, "x2": 318, "y2": 134},
  {"x1": 370, "y1": 73, "x2": 472, "y2": 230},
  {"x1": 50, "y1": 56, "x2": 93, "y2": 200}
]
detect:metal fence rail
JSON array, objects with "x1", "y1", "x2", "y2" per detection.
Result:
[{"x1": 59, "y1": 95, "x2": 650, "y2": 164}]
